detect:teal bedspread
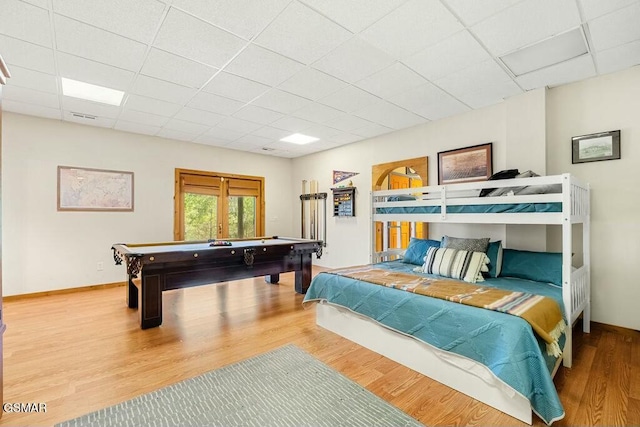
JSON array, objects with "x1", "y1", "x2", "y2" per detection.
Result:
[{"x1": 303, "y1": 260, "x2": 565, "y2": 425}]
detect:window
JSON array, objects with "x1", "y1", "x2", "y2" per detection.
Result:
[{"x1": 174, "y1": 169, "x2": 264, "y2": 241}]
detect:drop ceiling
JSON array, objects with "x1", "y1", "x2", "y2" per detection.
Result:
[{"x1": 1, "y1": 0, "x2": 639, "y2": 158}]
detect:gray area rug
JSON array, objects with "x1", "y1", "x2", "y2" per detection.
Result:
[{"x1": 56, "y1": 344, "x2": 423, "y2": 426}]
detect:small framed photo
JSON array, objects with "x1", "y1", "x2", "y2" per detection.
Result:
[
  {"x1": 572, "y1": 130, "x2": 620, "y2": 164},
  {"x1": 438, "y1": 143, "x2": 493, "y2": 185}
]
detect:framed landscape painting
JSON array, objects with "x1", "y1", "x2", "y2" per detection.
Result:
[
  {"x1": 438, "y1": 143, "x2": 493, "y2": 185},
  {"x1": 572, "y1": 130, "x2": 620, "y2": 164}
]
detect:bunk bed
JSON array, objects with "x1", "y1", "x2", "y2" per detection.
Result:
[{"x1": 303, "y1": 173, "x2": 590, "y2": 425}]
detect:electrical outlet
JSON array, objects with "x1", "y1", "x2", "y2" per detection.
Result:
[{"x1": 97, "y1": 261, "x2": 104, "y2": 271}]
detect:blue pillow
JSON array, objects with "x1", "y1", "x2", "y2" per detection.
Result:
[
  {"x1": 485, "y1": 241, "x2": 503, "y2": 278},
  {"x1": 500, "y1": 249, "x2": 563, "y2": 286},
  {"x1": 402, "y1": 238, "x2": 441, "y2": 265}
]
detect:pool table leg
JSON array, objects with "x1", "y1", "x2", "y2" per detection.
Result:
[
  {"x1": 126, "y1": 275, "x2": 138, "y2": 308},
  {"x1": 265, "y1": 274, "x2": 280, "y2": 284},
  {"x1": 139, "y1": 273, "x2": 163, "y2": 329},
  {"x1": 294, "y1": 253, "x2": 313, "y2": 294}
]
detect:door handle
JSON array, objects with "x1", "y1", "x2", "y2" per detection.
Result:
[{"x1": 218, "y1": 223, "x2": 222, "y2": 235}]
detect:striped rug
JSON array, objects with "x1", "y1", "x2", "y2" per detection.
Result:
[{"x1": 56, "y1": 344, "x2": 423, "y2": 427}]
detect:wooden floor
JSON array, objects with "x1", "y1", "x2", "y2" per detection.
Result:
[{"x1": 1, "y1": 270, "x2": 639, "y2": 426}]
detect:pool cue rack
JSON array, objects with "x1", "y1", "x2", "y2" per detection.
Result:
[{"x1": 300, "y1": 179, "x2": 327, "y2": 246}]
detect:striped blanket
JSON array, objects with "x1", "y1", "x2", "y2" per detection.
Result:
[{"x1": 326, "y1": 265, "x2": 566, "y2": 357}]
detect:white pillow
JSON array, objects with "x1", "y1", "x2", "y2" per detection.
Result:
[{"x1": 421, "y1": 247, "x2": 489, "y2": 284}]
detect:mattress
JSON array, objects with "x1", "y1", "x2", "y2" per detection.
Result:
[
  {"x1": 303, "y1": 260, "x2": 566, "y2": 424},
  {"x1": 376, "y1": 202, "x2": 562, "y2": 215}
]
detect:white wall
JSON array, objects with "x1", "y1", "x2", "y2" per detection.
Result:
[
  {"x1": 546, "y1": 66, "x2": 640, "y2": 330},
  {"x1": 2, "y1": 113, "x2": 295, "y2": 296}
]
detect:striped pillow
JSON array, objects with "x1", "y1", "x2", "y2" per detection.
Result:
[{"x1": 421, "y1": 247, "x2": 489, "y2": 283}]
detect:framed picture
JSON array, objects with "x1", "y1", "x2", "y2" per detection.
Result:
[
  {"x1": 57, "y1": 166, "x2": 134, "y2": 211},
  {"x1": 572, "y1": 130, "x2": 620, "y2": 164},
  {"x1": 437, "y1": 143, "x2": 493, "y2": 185}
]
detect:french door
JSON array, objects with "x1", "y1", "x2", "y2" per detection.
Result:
[{"x1": 174, "y1": 169, "x2": 264, "y2": 241}]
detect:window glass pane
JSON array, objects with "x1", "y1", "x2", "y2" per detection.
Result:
[
  {"x1": 228, "y1": 196, "x2": 256, "y2": 239},
  {"x1": 184, "y1": 192, "x2": 217, "y2": 240}
]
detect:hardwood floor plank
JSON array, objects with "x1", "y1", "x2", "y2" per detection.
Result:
[{"x1": 1, "y1": 274, "x2": 638, "y2": 427}]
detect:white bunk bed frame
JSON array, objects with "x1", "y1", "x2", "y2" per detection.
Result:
[{"x1": 315, "y1": 173, "x2": 590, "y2": 424}]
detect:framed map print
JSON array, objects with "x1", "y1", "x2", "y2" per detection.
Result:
[{"x1": 57, "y1": 166, "x2": 134, "y2": 211}]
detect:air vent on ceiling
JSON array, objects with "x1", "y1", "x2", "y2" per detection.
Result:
[
  {"x1": 71, "y1": 112, "x2": 97, "y2": 120},
  {"x1": 262, "y1": 147, "x2": 275, "y2": 151}
]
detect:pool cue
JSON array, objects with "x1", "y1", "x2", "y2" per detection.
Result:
[
  {"x1": 301, "y1": 180, "x2": 307, "y2": 238},
  {"x1": 310, "y1": 180, "x2": 316, "y2": 239}
]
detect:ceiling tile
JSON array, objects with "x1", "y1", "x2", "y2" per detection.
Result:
[
  {"x1": 154, "y1": 8, "x2": 246, "y2": 68},
  {"x1": 186, "y1": 92, "x2": 245, "y2": 115},
  {"x1": 578, "y1": 0, "x2": 638, "y2": 20},
  {"x1": 327, "y1": 132, "x2": 362, "y2": 145},
  {"x1": 255, "y1": 2, "x2": 352, "y2": 65},
  {"x1": 173, "y1": 106, "x2": 225, "y2": 126},
  {"x1": 201, "y1": 126, "x2": 244, "y2": 142},
  {"x1": 162, "y1": 118, "x2": 209, "y2": 135},
  {"x1": 292, "y1": 103, "x2": 343, "y2": 123},
  {"x1": 21, "y1": 0, "x2": 50, "y2": 8},
  {"x1": 52, "y1": 0, "x2": 166, "y2": 44},
  {"x1": 5, "y1": 65, "x2": 57, "y2": 94},
  {"x1": 435, "y1": 60, "x2": 515, "y2": 98},
  {"x1": 471, "y1": 0, "x2": 581, "y2": 56},
  {"x1": 352, "y1": 122, "x2": 394, "y2": 138},
  {"x1": 0, "y1": 35, "x2": 55, "y2": 74},
  {"x1": 443, "y1": 0, "x2": 522, "y2": 26},
  {"x1": 278, "y1": 67, "x2": 348, "y2": 101},
  {"x1": 216, "y1": 117, "x2": 261, "y2": 134},
  {"x1": 360, "y1": 0, "x2": 463, "y2": 59},
  {"x1": 141, "y1": 48, "x2": 218, "y2": 89},
  {"x1": 595, "y1": 40, "x2": 640, "y2": 74},
  {"x1": 270, "y1": 116, "x2": 316, "y2": 132},
  {"x1": 118, "y1": 109, "x2": 170, "y2": 127},
  {"x1": 3, "y1": 99, "x2": 61, "y2": 120},
  {"x1": 516, "y1": 54, "x2": 596, "y2": 90},
  {"x1": 251, "y1": 126, "x2": 292, "y2": 140},
  {"x1": 233, "y1": 105, "x2": 284, "y2": 125},
  {"x1": 125, "y1": 94, "x2": 182, "y2": 117},
  {"x1": 114, "y1": 120, "x2": 161, "y2": 136},
  {"x1": 234, "y1": 134, "x2": 273, "y2": 146},
  {"x1": 355, "y1": 63, "x2": 427, "y2": 98},
  {"x1": 318, "y1": 85, "x2": 381, "y2": 113},
  {"x1": 403, "y1": 30, "x2": 492, "y2": 81},
  {"x1": 62, "y1": 96, "x2": 122, "y2": 119},
  {"x1": 323, "y1": 114, "x2": 374, "y2": 132},
  {"x1": 389, "y1": 82, "x2": 470, "y2": 120},
  {"x1": 298, "y1": 124, "x2": 342, "y2": 139},
  {"x1": 57, "y1": 52, "x2": 135, "y2": 91},
  {"x1": 3, "y1": 85, "x2": 59, "y2": 109},
  {"x1": 225, "y1": 44, "x2": 304, "y2": 86},
  {"x1": 312, "y1": 37, "x2": 395, "y2": 83},
  {"x1": 193, "y1": 134, "x2": 233, "y2": 147},
  {"x1": 252, "y1": 89, "x2": 311, "y2": 114},
  {"x1": 54, "y1": 15, "x2": 147, "y2": 71},
  {"x1": 202, "y1": 72, "x2": 270, "y2": 102},
  {"x1": 131, "y1": 75, "x2": 197, "y2": 104},
  {"x1": 453, "y1": 80, "x2": 522, "y2": 109},
  {"x1": 63, "y1": 111, "x2": 116, "y2": 128},
  {"x1": 588, "y1": 2, "x2": 640, "y2": 52},
  {"x1": 170, "y1": 0, "x2": 290, "y2": 40},
  {"x1": 353, "y1": 100, "x2": 425, "y2": 129},
  {"x1": 0, "y1": 0, "x2": 52, "y2": 47},
  {"x1": 299, "y1": 0, "x2": 406, "y2": 33},
  {"x1": 156, "y1": 128, "x2": 198, "y2": 141}
]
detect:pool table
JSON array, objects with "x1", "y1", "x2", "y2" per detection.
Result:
[{"x1": 112, "y1": 236, "x2": 323, "y2": 329}]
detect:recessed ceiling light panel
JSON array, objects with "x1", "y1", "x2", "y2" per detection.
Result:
[
  {"x1": 500, "y1": 27, "x2": 589, "y2": 77},
  {"x1": 280, "y1": 133, "x2": 320, "y2": 145},
  {"x1": 61, "y1": 77, "x2": 125, "y2": 106}
]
